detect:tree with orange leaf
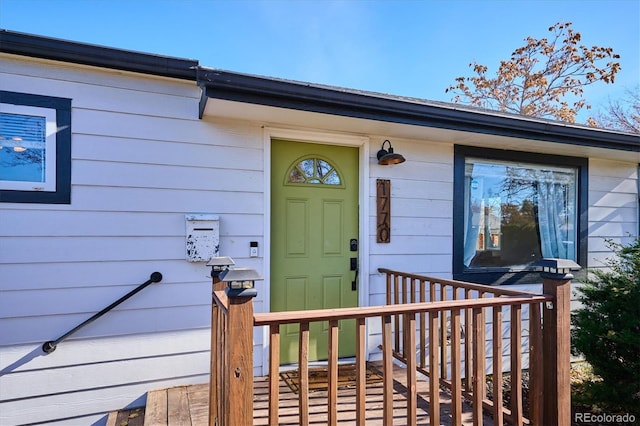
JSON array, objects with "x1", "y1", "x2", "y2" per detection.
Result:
[{"x1": 446, "y1": 22, "x2": 621, "y2": 123}]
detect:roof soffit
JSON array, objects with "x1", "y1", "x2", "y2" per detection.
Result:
[{"x1": 202, "y1": 97, "x2": 639, "y2": 162}]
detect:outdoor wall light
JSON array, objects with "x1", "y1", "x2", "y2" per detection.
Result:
[
  {"x1": 221, "y1": 267, "x2": 262, "y2": 298},
  {"x1": 376, "y1": 140, "x2": 406, "y2": 165},
  {"x1": 206, "y1": 256, "x2": 235, "y2": 278}
]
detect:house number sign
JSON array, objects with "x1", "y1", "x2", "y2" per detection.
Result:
[{"x1": 376, "y1": 179, "x2": 391, "y2": 243}]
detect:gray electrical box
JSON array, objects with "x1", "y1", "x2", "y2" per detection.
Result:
[{"x1": 185, "y1": 214, "x2": 220, "y2": 262}]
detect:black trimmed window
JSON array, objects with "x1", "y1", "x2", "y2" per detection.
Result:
[
  {"x1": 453, "y1": 145, "x2": 587, "y2": 284},
  {"x1": 0, "y1": 91, "x2": 71, "y2": 204}
]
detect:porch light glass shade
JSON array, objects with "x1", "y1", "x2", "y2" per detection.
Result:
[
  {"x1": 221, "y1": 267, "x2": 263, "y2": 289},
  {"x1": 207, "y1": 256, "x2": 235, "y2": 278},
  {"x1": 536, "y1": 258, "x2": 581, "y2": 274},
  {"x1": 229, "y1": 280, "x2": 255, "y2": 290},
  {"x1": 206, "y1": 256, "x2": 235, "y2": 271},
  {"x1": 376, "y1": 140, "x2": 406, "y2": 165}
]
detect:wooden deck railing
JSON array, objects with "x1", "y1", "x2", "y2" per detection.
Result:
[
  {"x1": 210, "y1": 262, "x2": 575, "y2": 426},
  {"x1": 378, "y1": 268, "x2": 551, "y2": 426}
]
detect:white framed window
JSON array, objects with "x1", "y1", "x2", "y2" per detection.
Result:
[
  {"x1": 0, "y1": 103, "x2": 57, "y2": 192},
  {"x1": 0, "y1": 91, "x2": 71, "y2": 204}
]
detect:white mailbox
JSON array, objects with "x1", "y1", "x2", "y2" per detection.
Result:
[{"x1": 185, "y1": 214, "x2": 220, "y2": 262}]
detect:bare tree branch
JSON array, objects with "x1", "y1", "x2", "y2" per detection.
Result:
[{"x1": 589, "y1": 86, "x2": 640, "y2": 134}]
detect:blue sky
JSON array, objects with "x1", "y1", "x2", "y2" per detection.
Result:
[{"x1": 1, "y1": 0, "x2": 638, "y2": 123}]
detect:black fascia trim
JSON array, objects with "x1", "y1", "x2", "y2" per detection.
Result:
[
  {"x1": 452, "y1": 145, "x2": 588, "y2": 285},
  {"x1": 199, "y1": 69, "x2": 639, "y2": 153},
  {"x1": 0, "y1": 30, "x2": 198, "y2": 81},
  {"x1": 0, "y1": 90, "x2": 72, "y2": 204}
]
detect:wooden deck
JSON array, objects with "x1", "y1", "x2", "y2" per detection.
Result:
[
  {"x1": 108, "y1": 267, "x2": 571, "y2": 425},
  {"x1": 108, "y1": 362, "x2": 491, "y2": 425}
]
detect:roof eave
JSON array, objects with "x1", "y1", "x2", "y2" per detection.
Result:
[
  {"x1": 199, "y1": 68, "x2": 639, "y2": 153},
  {"x1": 0, "y1": 29, "x2": 198, "y2": 81}
]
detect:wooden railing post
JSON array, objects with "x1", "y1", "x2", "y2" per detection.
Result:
[
  {"x1": 226, "y1": 291, "x2": 256, "y2": 426},
  {"x1": 539, "y1": 259, "x2": 580, "y2": 426},
  {"x1": 208, "y1": 257, "x2": 235, "y2": 426},
  {"x1": 208, "y1": 259, "x2": 259, "y2": 426}
]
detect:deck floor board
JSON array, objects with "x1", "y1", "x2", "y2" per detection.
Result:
[{"x1": 114, "y1": 362, "x2": 491, "y2": 425}]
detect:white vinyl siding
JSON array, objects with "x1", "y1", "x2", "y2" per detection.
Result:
[
  {"x1": 368, "y1": 139, "x2": 453, "y2": 280},
  {"x1": 0, "y1": 55, "x2": 265, "y2": 425},
  {"x1": 587, "y1": 158, "x2": 639, "y2": 271}
]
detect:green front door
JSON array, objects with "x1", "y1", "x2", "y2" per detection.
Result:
[{"x1": 271, "y1": 139, "x2": 359, "y2": 364}]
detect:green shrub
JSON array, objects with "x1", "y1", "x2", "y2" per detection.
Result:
[{"x1": 571, "y1": 237, "x2": 640, "y2": 416}]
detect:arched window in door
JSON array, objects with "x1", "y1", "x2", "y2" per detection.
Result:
[{"x1": 286, "y1": 156, "x2": 343, "y2": 186}]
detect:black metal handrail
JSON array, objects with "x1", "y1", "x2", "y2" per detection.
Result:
[{"x1": 42, "y1": 272, "x2": 163, "y2": 354}]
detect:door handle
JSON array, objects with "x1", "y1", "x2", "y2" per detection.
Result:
[{"x1": 350, "y1": 257, "x2": 358, "y2": 291}]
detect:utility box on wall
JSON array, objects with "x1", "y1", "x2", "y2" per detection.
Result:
[{"x1": 185, "y1": 214, "x2": 220, "y2": 262}]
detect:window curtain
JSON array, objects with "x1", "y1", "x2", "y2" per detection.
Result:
[
  {"x1": 463, "y1": 171, "x2": 481, "y2": 267},
  {"x1": 535, "y1": 170, "x2": 571, "y2": 259}
]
